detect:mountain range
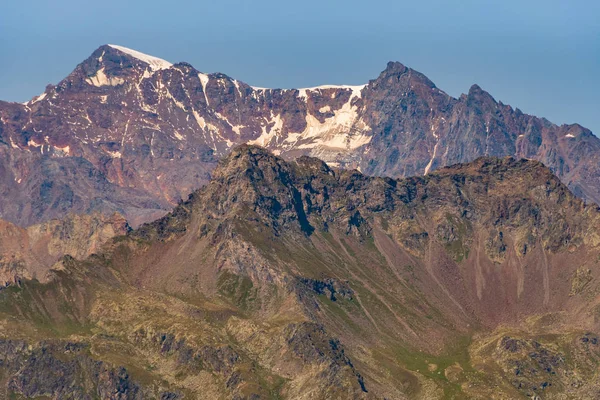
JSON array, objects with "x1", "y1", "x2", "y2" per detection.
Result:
[
  {"x1": 0, "y1": 44, "x2": 598, "y2": 228},
  {"x1": 1, "y1": 145, "x2": 600, "y2": 399},
  {"x1": 1, "y1": 44, "x2": 600, "y2": 399}
]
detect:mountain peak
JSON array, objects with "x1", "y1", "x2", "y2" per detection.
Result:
[
  {"x1": 371, "y1": 61, "x2": 437, "y2": 91},
  {"x1": 106, "y1": 44, "x2": 172, "y2": 71},
  {"x1": 467, "y1": 83, "x2": 495, "y2": 100},
  {"x1": 383, "y1": 61, "x2": 408, "y2": 75},
  {"x1": 60, "y1": 44, "x2": 174, "y2": 89},
  {"x1": 212, "y1": 145, "x2": 284, "y2": 180}
]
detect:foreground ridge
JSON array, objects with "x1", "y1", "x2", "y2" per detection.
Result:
[{"x1": 1, "y1": 147, "x2": 600, "y2": 398}]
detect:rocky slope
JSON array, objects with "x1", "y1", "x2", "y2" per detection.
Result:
[
  {"x1": 2, "y1": 146, "x2": 600, "y2": 399},
  {"x1": 0, "y1": 212, "x2": 128, "y2": 287},
  {"x1": 1, "y1": 44, "x2": 598, "y2": 227}
]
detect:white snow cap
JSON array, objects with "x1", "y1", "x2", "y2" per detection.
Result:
[
  {"x1": 107, "y1": 44, "x2": 172, "y2": 71},
  {"x1": 253, "y1": 84, "x2": 365, "y2": 95}
]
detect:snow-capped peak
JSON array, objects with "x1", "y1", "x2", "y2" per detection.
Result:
[{"x1": 107, "y1": 44, "x2": 172, "y2": 71}]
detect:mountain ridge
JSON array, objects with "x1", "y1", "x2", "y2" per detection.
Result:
[
  {"x1": 1, "y1": 44, "x2": 598, "y2": 228},
  {"x1": 2, "y1": 145, "x2": 600, "y2": 398}
]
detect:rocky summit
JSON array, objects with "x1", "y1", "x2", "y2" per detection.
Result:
[
  {"x1": 2, "y1": 145, "x2": 600, "y2": 399},
  {"x1": 0, "y1": 45, "x2": 599, "y2": 227}
]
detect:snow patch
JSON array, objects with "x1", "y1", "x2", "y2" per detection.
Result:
[
  {"x1": 54, "y1": 145, "x2": 71, "y2": 156},
  {"x1": 248, "y1": 114, "x2": 284, "y2": 147},
  {"x1": 107, "y1": 150, "x2": 122, "y2": 158},
  {"x1": 303, "y1": 99, "x2": 368, "y2": 150},
  {"x1": 86, "y1": 68, "x2": 125, "y2": 87},
  {"x1": 248, "y1": 94, "x2": 373, "y2": 153},
  {"x1": 108, "y1": 44, "x2": 172, "y2": 70},
  {"x1": 173, "y1": 131, "x2": 184, "y2": 141},
  {"x1": 424, "y1": 121, "x2": 440, "y2": 175},
  {"x1": 27, "y1": 139, "x2": 42, "y2": 148},
  {"x1": 231, "y1": 125, "x2": 245, "y2": 135},
  {"x1": 233, "y1": 80, "x2": 243, "y2": 97},
  {"x1": 29, "y1": 92, "x2": 47, "y2": 105},
  {"x1": 424, "y1": 141, "x2": 439, "y2": 175},
  {"x1": 292, "y1": 84, "x2": 365, "y2": 101},
  {"x1": 198, "y1": 73, "x2": 210, "y2": 105},
  {"x1": 192, "y1": 109, "x2": 207, "y2": 129},
  {"x1": 213, "y1": 111, "x2": 245, "y2": 135},
  {"x1": 252, "y1": 84, "x2": 366, "y2": 101},
  {"x1": 565, "y1": 133, "x2": 576, "y2": 138},
  {"x1": 165, "y1": 88, "x2": 187, "y2": 111}
]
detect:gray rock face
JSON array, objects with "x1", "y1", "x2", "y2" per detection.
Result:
[{"x1": 1, "y1": 45, "x2": 598, "y2": 226}]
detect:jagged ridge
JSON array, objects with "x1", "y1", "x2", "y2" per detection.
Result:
[
  {"x1": 0, "y1": 45, "x2": 598, "y2": 227},
  {"x1": 2, "y1": 146, "x2": 600, "y2": 398}
]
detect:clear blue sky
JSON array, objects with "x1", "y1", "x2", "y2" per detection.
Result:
[{"x1": 1, "y1": 0, "x2": 598, "y2": 134}]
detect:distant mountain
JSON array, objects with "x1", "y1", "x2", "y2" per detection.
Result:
[
  {"x1": 1, "y1": 44, "x2": 598, "y2": 226},
  {"x1": 2, "y1": 146, "x2": 600, "y2": 398}
]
